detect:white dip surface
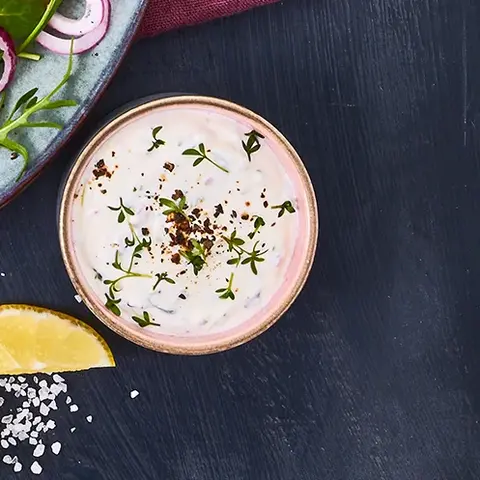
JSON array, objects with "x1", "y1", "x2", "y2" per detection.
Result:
[{"x1": 70, "y1": 106, "x2": 299, "y2": 335}]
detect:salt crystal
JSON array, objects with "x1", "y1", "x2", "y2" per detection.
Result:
[
  {"x1": 38, "y1": 380, "x2": 47, "y2": 389},
  {"x1": 70, "y1": 427, "x2": 76, "y2": 433},
  {"x1": 17, "y1": 431, "x2": 28, "y2": 442},
  {"x1": 86, "y1": 415, "x2": 93, "y2": 423},
  {"x1": 130, "y1": 390, "x2": 140, "y2": 399},
  {"x1": 30, "y1": 431, "x2": 38, "y2": 438},
  {"x1": 38, "y1": 388, "x2": 49, "y2": 402},
  {"x1": 70, "y1": 404, "x2": 78, "y2": 413},
  {"x1": 48, "y1": 400, "x2": 57, "y2": 411},
  {"x1": 1, "y1": 440, "x2": 8, "y2": 448},
  {"x1": 0, "y1": 398, "x2": 4, "y2": 407},
  {"x1": 39, "y1": 403, "x2": 49, "y2": 416},
  {"x1": 11, "y1": 384, "x2": 20, "y2": 392},
  {"x1": 65, "y1": 396, "x2": 72, "y2": 405},
  {"x1": 45, "y1": 420, "x2": 56, "y2": 431},
  {"x1": 1, "y1": 415, "x2": 12, "y2": 424},
  {"x1": 50, "y1": 384, "x2": 61, "y2": 396},
  {"x1": 29, "y1": 437, "x2": 38, "y2": 446},
  {"x1": 51, "y1": 441, "x2": 62, "y2": 455},
  {"x1": 33, "y1": 443, "x2": 45, "y2": 458},
  {"x1": 4, "y1": 384, "x2": 11, "y2": 393},
  {"x1": 74, "y1": 294, "x2": 82, "y2": 303},
  {"x1": 8, "y1": 438, "x2": 16, "y2": 446},
  {"x1": 30, "y1": 461, "x2": 42, "y2": 474},
  {"x1": 0, "y1": 273, "x2": 5, "y2": 277},
  {"x1": 32, "y1": 398, "x2": 40, "y2": 408},
  {"x1": 13, "y1": 461, "x2": 22, "y2": 473},
  {"x1": 2, "y1": 454, "x2": 13, "y2": 464},
  {"x1": 35, "y1": 423, "x2": 44, "y2": 432},
  {"x1": 8, "y1": 377, "x2": 14, "y2": 383},
  {"x1": 27, "y1": 388, "x2": 36, "y2": 399},
  {"x1": 22, "y1": 401, "x2": 30, "y2": 409},
  {"x1": 17, "y1": 377, "x2": 25, "y2": 383},
  {"x1": 52, "y1": 374, "x2": 64, "y2": 384},
  {"x1": 32, "y1": 417, "x2": 41, "y2": 426}
]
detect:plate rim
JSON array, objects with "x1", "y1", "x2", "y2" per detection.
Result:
[{"x1": 0, "y1": 0, "x2": 149, "y2": 211}]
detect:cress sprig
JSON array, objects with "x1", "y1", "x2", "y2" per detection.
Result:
[
  {"x1": 242, "y1": 130, "x2": 264, "y2": 162},
  {"x1": 248, "y1": 216, "x2": 265, "y2": 239},
  {"x1": 182, "y1": 143, "x2": 229, "y2": 173},
  {"x1": 132, "y1": 311, "x2": 161, "y2": 328},
  {"x1": 180, "y1": 239, "x2": 207, "y2": 276},
  {"x1": 103, "y1": 199, "x2": 152, "y2": 316},
  {"x1": 216, "y1": 273, "x2": 235, "y2": 300},
  {"x1": 153, "y1": 272, "x2": 176, "y2": 290},
  {"x1": 0, "y1": 39, "x2": 77, "y2": 179},
  {"x1": 271, "y1": 200, "x2": 296, "y2": 217},
  {"x1": 159, "y1": 195, "x2": 189, "y2": 220},
  {"x1": 222, "y1": 230, "x2": 268, "y2": 275},
  {"x1": 147, "y1": 126, "x2": 166, "y2": 152}
]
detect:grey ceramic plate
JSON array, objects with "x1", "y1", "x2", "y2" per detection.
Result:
[{"x1": 0, "y1": 0, "x2": 148, "y2": 209}]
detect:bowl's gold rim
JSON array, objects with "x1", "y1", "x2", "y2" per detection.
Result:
[{"x1": 59, "y1": 95, "x2": 319, "y2": 355}]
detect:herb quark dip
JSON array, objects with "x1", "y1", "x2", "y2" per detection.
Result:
[{"x1": 62, "y1": 99, "x2": 316, "y2": 345}]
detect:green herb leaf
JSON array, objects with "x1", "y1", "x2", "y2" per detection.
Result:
[{"x1": 182, "y1": 148, "x2": 200, "y2": 156}]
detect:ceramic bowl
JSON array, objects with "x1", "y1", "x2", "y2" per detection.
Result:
[{"x1": 58, "y1": 95, "x2": 318, "y2": 355}]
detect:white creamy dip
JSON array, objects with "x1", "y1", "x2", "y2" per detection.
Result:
[{"x1": 70, "y1": 105, "x2": 300, "y2": 336}]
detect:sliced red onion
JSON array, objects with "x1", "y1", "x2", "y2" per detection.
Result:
[
  {"x1": 48, "y1": 0, "x2": 104, "y2": 37},
  {"x1": 0, "y1": 28, "x2": 16, "y2": 93},
  {"x1": 36, "y1": 0, "x2": 110, "y2": 55}
]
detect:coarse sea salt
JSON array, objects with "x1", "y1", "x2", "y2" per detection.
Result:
[
  {"x1": 33, "y1": 443, "x2": 45, "y2": 458},
  {"x1": 130, "y1": 390, "x2": 139, "y2": 399},
  {"x1": 30, "y1": 460, "x2": 42, "y2": 474},
  {"x1": 0, "y1": 374, "x2": 82, "y2": 475},
  {"x1": 51, "y1": 442, "x2": 61, "y2": 455}
]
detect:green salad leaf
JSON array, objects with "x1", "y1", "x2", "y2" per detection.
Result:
[{"x1": 0, "y1": 0, "x2": 48, "y2": 44}]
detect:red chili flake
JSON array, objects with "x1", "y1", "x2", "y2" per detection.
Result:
[
  {"x1": 164, "y1": 162, "x2": 175, "y2": 172},
  {"x1": 101, "y1": 190, "x2": 107, "y2": 195},
  {"x1": 231, "y1": 210, "x2": 237, "y2": 218},
  {"x1": 245, "y1": 201, "x2": 251, "y2": 207},
  {"x1": 203, "y1": 218, "x2": 214, "y2": 234},
  {"x1": 112, "y1": 151, "x2": 116, "y2": 157},
  {"x1": 171, "y1": 253, "x2": 181, "y2": 264},
  {"x1": 191, "y1": 208, "x2": 201, "y2": 219},
  {"x1": 178, "y1": 294, "x2": 187, "y2": 300},
  {"x1": 142, "y1": 228, "x2": 150, "y2": 236},
  {"x1": 10, "y1": 152, "x2": 18, "y2": 160},
  {"x1": 263, "y1": 201, "x2": 269, "y2": 208},
  {"x1": 214, "y1": 204, "x2": 224, "y2": 218},
  {"x1": 172, "y1": 189, "x2": 184, "y2": 200},
  {"x1": 241, "y1": 213, "x2": 250, "y2": 220}
]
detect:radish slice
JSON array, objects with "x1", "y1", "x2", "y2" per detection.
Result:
[
  {"x1": 36, "y1": 0, "x2": 110, "y2": 55},
  {"x1": 49, "y1": 0, "x2": 104, "y2": 37},
  {"x1": 0, "y1": 28, "x2": 16, "y2": 93}
]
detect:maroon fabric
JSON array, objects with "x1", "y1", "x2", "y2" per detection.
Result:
[{"x1": 138, "y1": 0, "x2": 279, "y2": 38}]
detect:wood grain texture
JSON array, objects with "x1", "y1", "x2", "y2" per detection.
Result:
[{"x1": 1, "y1": 0, "x2": 480, "y2": 478}]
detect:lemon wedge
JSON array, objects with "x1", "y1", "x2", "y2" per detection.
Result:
[{"x1": 0, "y1": 305, "x2": 115, "y2": 375}]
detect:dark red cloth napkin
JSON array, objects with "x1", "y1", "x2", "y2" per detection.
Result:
[{"x1": 138, "y1": 0, "x2": 279, "y2": 38}]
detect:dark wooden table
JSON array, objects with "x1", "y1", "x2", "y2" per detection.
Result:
[{"x1": 2, "y1": 0, "x2": 480, "y2": 478}]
